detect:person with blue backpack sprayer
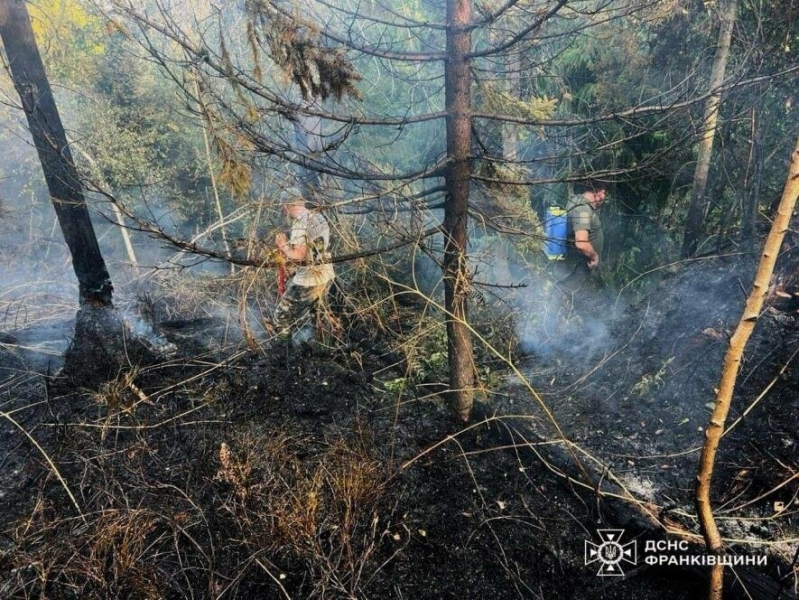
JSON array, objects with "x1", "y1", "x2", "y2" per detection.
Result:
[{"x1": 545, "y1": 179, "x2": 609, "y2": 315}]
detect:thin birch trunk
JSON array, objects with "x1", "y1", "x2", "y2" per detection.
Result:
[
  {"x1": 696, "y1": 137, "x2": 799, "y2": 600},
  {"x1": 72, "y1": 144, "x2": 139, "y2": 270}
]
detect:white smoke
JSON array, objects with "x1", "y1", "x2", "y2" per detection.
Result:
[{"x1": 511, "y1": 269, "x2": 615, "y2": 362}]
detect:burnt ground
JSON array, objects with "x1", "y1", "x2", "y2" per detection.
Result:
[
  {"x1": 0, "y1": 254, "x2": 797, "y2": 599},
  {"x1": 498, "y1": 255, "x2": 799, "y2": 593}
]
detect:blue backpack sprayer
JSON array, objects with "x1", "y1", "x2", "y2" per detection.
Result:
[{"x1": 544, "y1": 206, "x2": 568, "y2": 260}]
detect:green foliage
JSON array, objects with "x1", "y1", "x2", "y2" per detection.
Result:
[
  {"x1": 631, "y1": 357, "x2": 674, "y2": 398},
  {"x1": 412, "y1": 326, "x2": 449, "y2": 382},
  {"x1": 65, "y1": 34, "x2": 208, "y2": 224},
  {"x1": 8, "y1": 0, "x2": 794, "y2": 364},
  {"x1": 29, "y1": 0, "x2": 105, "y2": 82},
  {"x1": 471, "y1": 183, "x2": 543, "y2": 256},
  {"x1": 383, "y1": 322, "x2": 449, "y2": 394},
  {"x1": 599, "y1": 208, "x2": 679, "y2": 296},
  {"x1": 476, "y1": 81, "x2": 558, "y2": 121}
]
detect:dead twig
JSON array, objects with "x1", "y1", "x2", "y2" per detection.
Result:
[{"x1": 0, "y1": 409, "x2": 85, "y2": 522}]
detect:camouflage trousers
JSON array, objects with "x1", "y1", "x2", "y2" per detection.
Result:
[{"x1": 273, "y1": 280, "x2": 332, "y2": 341}]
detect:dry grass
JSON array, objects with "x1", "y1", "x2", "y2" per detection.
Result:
[
  {"x1": 1, "y1": 375, "x2": 396, "y2": 600},
  {"x1": 213, "y1": 432, "x2": 392, "y2": 598}
]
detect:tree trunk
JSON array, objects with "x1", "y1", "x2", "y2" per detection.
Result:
[
  {"x1": 0, "y1": 0, "x2": 113, "y2": 307},
  {"x1": 695, "y1": 137, "x2": 799, "y2": 600},
  {"x1": 502, "y1": 52, "x2": 521, "y2": 162},
  {"x1": 711, "y1": 118, "x2": 735, "y2": 254},
  {"x1": 681, "y1": 0, "x2": 738, "y2": 258},
  {"x1": 444, "y1": 0, "x2": 475, "y2": 423},
  {"x1": 740, "y1": 108, "x2": 762, "y2": 252}
]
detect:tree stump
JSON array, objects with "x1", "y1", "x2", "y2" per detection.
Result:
[{"x1": 60, "y1": 307, "x2": 161, "y2": 389}]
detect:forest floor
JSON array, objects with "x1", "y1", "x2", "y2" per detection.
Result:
[{"x1": 0, "y1": 254, "x2": 797, "y2": 599}]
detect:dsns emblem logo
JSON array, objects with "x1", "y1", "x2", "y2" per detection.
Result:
[{"x1": 585, "y1": 529, "x2": 637, "y2": 576}]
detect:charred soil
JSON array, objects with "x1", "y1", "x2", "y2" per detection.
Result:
[{"x1": 0, "y1": 254, "x2": 796, "y2": 599}]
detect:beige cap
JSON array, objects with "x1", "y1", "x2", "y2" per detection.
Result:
[{"x1": 279, "y1": 187, "x2": 305, "y2": 205}]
